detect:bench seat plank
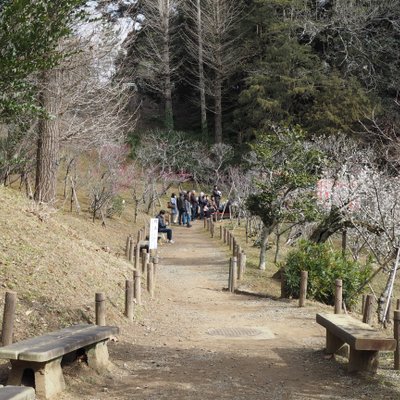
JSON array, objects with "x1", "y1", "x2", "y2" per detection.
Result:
[
  {"x1": 0, "y1": 324, "x2": 90, "y2": 359},
  {"x1": 0, "y1": 324, "x2": 118, "y2": 362},
  {"x1": 18, "y1": 325, "x2": 118, "y2": 362},
  {"x1": 0, "y1": 386, "x2": 35, "y2": 400},
  {"x1": 316, "y1": 313, "x2": 396, "y2": 351}
]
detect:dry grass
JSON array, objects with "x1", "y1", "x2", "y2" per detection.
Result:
[{"x1": 0, "y1": 184, "x2": 142, "y2": 342}]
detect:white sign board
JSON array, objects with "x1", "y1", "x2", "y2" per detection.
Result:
[{"x1": 149, "y1": 218, "x2": 159, "y2": 250}]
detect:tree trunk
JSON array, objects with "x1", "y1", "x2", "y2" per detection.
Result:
[
  {"x1": 259, "y1": 225, "x2": 271, "y2": 270},
  {"x1": 34, "y1": 69, "x2": 60, "y2": 204},
  {"x1": 196, "y1": 0, "x2": 208, "y2": 138},
  {"x1": 214, "y1": 1, "x2": 222, "y2": 143},
  {"x1": 161, "y1": 0, "x2": 174, "y2": 130}
]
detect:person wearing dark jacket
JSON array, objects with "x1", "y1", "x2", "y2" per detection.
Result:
[
  {"x1": 156, "y1": 210, "x2": 174, "y2": 243},
  {"x1": 177, "y1": 192, "x2": 185, "y2": 225}
]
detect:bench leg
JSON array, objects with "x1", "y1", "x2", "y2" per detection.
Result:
[
  {"x1": 348, "y1": 348, "x2": 379, "y2": 373},
  {"x1": 326, "y1": 330, "x2": 346, "y2": 354},
  {"x1": 85, "y1": 340, "x2": 110, "y2": 372},
  {"x1": 8, "y1": 358, "x2": 65, "y2": 399}
]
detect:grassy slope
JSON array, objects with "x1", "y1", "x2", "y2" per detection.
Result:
[{"x1": 0, "y1": 185, "x2": 140, "y2": 342}]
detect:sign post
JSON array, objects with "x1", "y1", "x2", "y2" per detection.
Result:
[{"x1": 149, "y1": 218, "x2": 158, "y2": 250}]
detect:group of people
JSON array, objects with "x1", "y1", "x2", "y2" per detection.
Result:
[
  {"x1": 169, "y1": 185, "x2": 222, "y2": 227},
  {"x1": 156, "y1": 185, "x2": 223, "y2": 243}
]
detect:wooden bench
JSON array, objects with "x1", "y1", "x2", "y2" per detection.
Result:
[
  {"x1": 0, "y1": 386, "x2": 35, "y2": 400},
  {"x1": 316, "y1": 313, "x2": 396, "y2": 373},
  {"x1": 0, "y1": 324, "x2": 118, "y2": 399}
]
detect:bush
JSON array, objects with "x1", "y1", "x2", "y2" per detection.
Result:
[{"x1": 282, "y1": 240, "x2": 371, "y2": 309}]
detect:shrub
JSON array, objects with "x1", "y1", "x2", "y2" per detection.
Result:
[{"x1": 282, "y1": 240, "x2": 371, "y2": 309}]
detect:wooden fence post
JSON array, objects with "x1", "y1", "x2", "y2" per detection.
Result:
[
  {"x1": 125, "y1": 280, "x2": 134, "y2": 321},
  {"x1": 203, "y1": 218, "x2": 206, "y2": 229},
  {"x1": 223, "y1": 228, "x2": 227, "y2": 244},
  {"x1": 153, "y1": 255, "x2": 159, "y2": 280},
  {"x1": 394, "y1": 310, "x2": 400, "y2": 370},
  {"x1": 334, "y1": 279, "x2": 343, "y2": 314},
  {"x1": 134, "y1": 270, "x2": 142, "y2": 306},
  {"x1": 228, "y1": 258, "x2": 232, "y2": 292},
  {"x1": 241, "y1": 252, "x2": 247, "y2": 275},
  {"x1": 363, "y1": 294, "x2": 374, "y2": 325},
  {"x1": 95, "y1": 292, "x2": 106, "y2": 326},
  {"x1": 129, "y1": 238, "x2": 134, "y2": 263},
  {"x1": 220, "y1": 225, "x2": 223, "y2": 240},
  {"x1": 141, "y1": 249, "x2": 147, "y2": 274},
  {"x1": 147, "y1": 262, "x2": 155, "y2": 298},
  {"x1": 231, "y1": 257, "x2": 237, "y2": 292},
  {"x1": 210, "y1": 221, "x2": 214, "y2": 238},
  {"x1": 396, "y1": 298, "x2": 400, "y2": 310},
  {"x1": 135, "y1": 243, "x2": 141, "y2": 270},
  {"x1": 1, "y1": 291, "x2": 17, "y2": 346},
  {"x1": 299, "y1": 271, "x2": 308, "y2": 307},
  {"x1": 238, "y1": 251, "x2": 244, "y2": 280}
]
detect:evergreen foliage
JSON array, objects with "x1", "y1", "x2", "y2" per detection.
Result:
[
  {"x1": 0, "y1": 0, "x2": 85, "y2": 122},
  {"x1": 283, "y1": 240, "x2": 372, "y2": 308}
]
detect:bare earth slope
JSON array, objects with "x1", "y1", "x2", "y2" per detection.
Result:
[{"x1": 61, "y1": 221, "x2": 400, "y2": 400}]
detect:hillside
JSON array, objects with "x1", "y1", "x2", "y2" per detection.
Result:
[{"x1": 0, "y1": 185, "x2": 137, "y2": 341}]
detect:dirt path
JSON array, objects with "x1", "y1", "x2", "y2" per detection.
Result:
[{"x1": 63, "y1": 221, "x2": 400, "y2": 399}]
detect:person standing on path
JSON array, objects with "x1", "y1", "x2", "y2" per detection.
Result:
[
  {"x1": 212, "y1": 185, "x2": 222, "y2": 208},
  {"x1": 177, "y1": 192, "x2": 185, "y2": 225},
  {"x1": 170, "y1": 193, "x2": 178, "y2": 224}
]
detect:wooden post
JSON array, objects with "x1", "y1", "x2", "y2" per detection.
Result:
[
  {"x1": 153, "y1": 255, "x2": 159, "y2": 279},
  {"x1": 125, "y1": 235, "x2": 131, "y2": 258},
  {"x1": 223, "y1": 227, "x2": 227, "y2": 244},
  {"x1": 125, "y1": 280, "x2": 134, "y2": 321},
  {"x1": 229, "y1": 234, "x2": 233, "y2": 251},
  {"x1": 141, "y1": 249, "x2": 148, "y2": 274},
  {"x1": 129, "y1": 237, "x2": 134, "y2": 263},
  {"x1": 228, "y1": 258, "x2": 232, "y2": 292},
  {"x1": 137, "y1": 230, "x2": 142, "y2": 244},
  {"x1": 95, "y1": 292, "x2": 106, "y2": 326},
  {"x1": 210, "y1": 221, "x2": 214, "y2": 238},
  {"x1": 334, "y1": 279, "x2": 343, "y2": 314},
  {"x1": 1, "y1": 291, "x2": 17, "y2": 346},
  {"x1": 363, "y1": 294, "x2": 374, "y2": 325},
  {"x1": 361, "y1": 294, "x2": 366, "y2": 314},
  {"x1": 203, "y1": 218, "x2": 206, "y2": 229},
  {"x1": 238, "y1": 251, "x2": 244, "y2": 280},
  {"x1": 396, "y1": 298, "x2": 400, "y2": 310},
  {"x1": 135, "y1": 243, "x2": 141, "y2": 271},
  {"x1": 231, "y1": 257, "x2": 237, "y2": 292},
  {"x1": 241, "y1": 252, "x2": 247, "y2": 275},
  {"x1": 134, "y1": 269, "x2": 142, "y2": 306},
  {"x1": 299, "y1": 271, "x2": 308, "y2": 307},
  {"x1": 206, "y1": 218, "x2": 210, "y2": 231},
  {"x1": 232, "y1": 237, "x2": 237, "y2": 257},
  {"x1": 220, "y1": 225, "x2": 223, "y2": 240},
  {"x1": 147, "y1": 262, "x2": 155, "y2": 299},
  {"x1": 394, "y1": 310, "x2": 400, "y2": 370}
]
